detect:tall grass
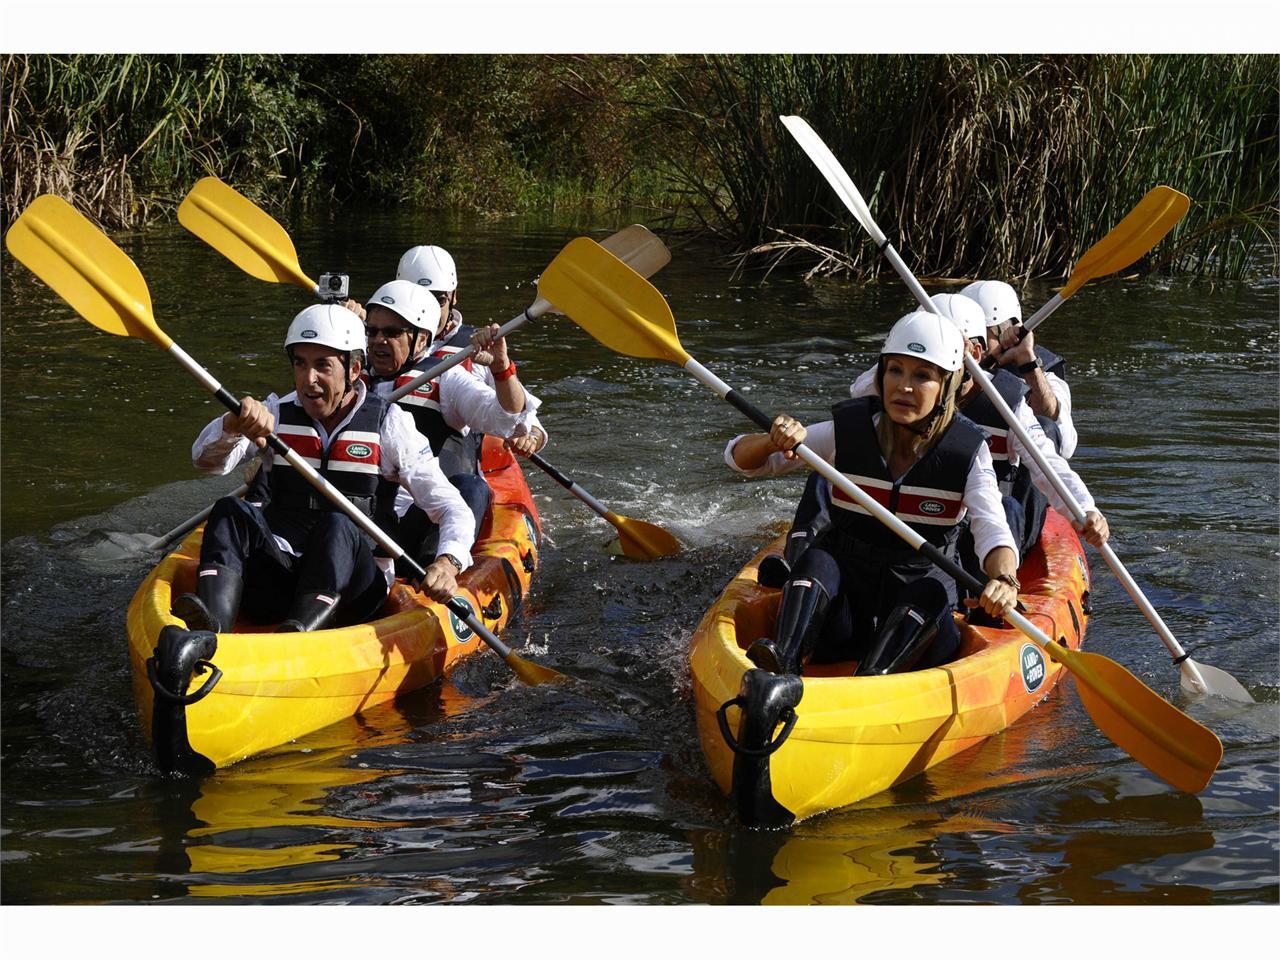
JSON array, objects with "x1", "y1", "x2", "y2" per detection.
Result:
[
  {"x1": 2, "y1": 54, "x2": 672, "y2": 230},
  {"x1": 650, "y1": 54, "x2": 1278, "y2": 281}
]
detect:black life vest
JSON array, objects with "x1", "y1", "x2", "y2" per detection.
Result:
[
  {"x1": 261, "y1": 391, "x2": 397, "y2": 551},
  {"x1": 827, "y1": 396, "x2": 987, "y2": 564},
  {"x1": 959, "y1": 368, "x2": 1029, "y2": 489},
  {"x1": 366, "y1": 332, "x2": 482, "y2": 478},
  {"x1": 1001, "y1": 344, "x2": 1067, "y2": 381}
]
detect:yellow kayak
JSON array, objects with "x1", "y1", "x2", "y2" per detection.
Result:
[
  {"x1": 690, "y1": 508, "x2": 1090, "y2": 827},
  {"x1": 127, "y1": 437, "x2": 540, "y2": 774}
]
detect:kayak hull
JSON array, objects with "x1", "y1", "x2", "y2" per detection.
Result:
[
  {"x1": 690, "y1": 509, "x2": 1090, "y2": 827},
  {"x1": 126, "y1": 437, "x2": 541, "y2": 772}
]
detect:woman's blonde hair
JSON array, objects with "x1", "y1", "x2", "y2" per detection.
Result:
[{"x1": 874, "y1": 358, "x2": 964, "y2": 465}]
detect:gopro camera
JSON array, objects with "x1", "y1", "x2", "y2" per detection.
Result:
[{"x1": 316, "y1": 272, "x2": 350, "y2": 304}]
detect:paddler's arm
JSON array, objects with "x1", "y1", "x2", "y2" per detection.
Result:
[
  {"x1": 725, "y1": 419, "x2": 835, "y2": 477},
  {"x1": 192, "y1": 393, "x2": 280, "y2": 474},
  {"x1": 992, "y1": 325, "x2": 1059, "y2": 420},
  {"x1": 961, "y1": 444, "x2": 1020, "y2": 619},
  {"x1": 471, "y1": 323, "x2": 526, "y2": 413},
  {"x1": 381, "y1": 406, "x2": 475, "y2": 601},
  {"x1": 1009, "y1": 399, "x2": 1109, "y2": 548}
]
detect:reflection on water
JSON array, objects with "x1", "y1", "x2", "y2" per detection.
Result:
[{"x1": 2, "y1": 210, "x2": 1277, "y2": 905}]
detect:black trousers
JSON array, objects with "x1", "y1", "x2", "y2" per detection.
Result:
[
  {"x1": 200, "y1": 496, "x2": 388, "y2": 627},
  {"x1": 788, "y1": 538, "x2": 961, "y2": 668}
]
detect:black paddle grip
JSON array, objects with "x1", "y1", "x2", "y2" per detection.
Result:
[
  {"x1": 725, "y1": 390, "x2": 774, "y2": 432},
  {"x1": 527, "y1": 452, "x2": 573, "y2": 490}
]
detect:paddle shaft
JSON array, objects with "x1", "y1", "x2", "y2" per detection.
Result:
[
  {"x1": 168, "y1": 344, "x2": 516, "y2": 659},
  {"x1": 526, "y1": 452, "x2": 613, "y2": 520},
  {"x1": 388, "y1": 305, "x2": 542, "y2": 403}
]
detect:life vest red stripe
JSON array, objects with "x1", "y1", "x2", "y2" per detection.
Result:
[{"x1": 830, "y1": 480, "x2": 893, "y2": 511}]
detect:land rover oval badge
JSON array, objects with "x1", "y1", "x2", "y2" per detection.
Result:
[
  {"x1": 448, "y1": 596, "x2": 475, "y2": 642},
  {"x1": 1019, "y1": 643, "x2": 1046, "y2": 693},
  {"x1": 346, "y1": 443, "x2": 372, "y2": 459}
]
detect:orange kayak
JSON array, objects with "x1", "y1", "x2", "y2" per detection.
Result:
[
  {"x1": 690, "y1": 508, "x2": 1091, "y2": 827},
  {"x1": 126, "y1": 436, "x2": 541, "y2": 774}
]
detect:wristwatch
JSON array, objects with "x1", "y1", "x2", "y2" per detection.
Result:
[
  {"x1": 995, "y1": 572, "x2": 1021, "y2": 592},
  {"x1": 1016, "y1": 357, "x2": 1044, "y2": 375},
  {"x1": 439, "y1": 553, "x2": 464, "y2": 573}
]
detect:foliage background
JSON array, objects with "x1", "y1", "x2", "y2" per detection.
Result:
[{"x1": 4, "y1": 53, "x2": 1276, "y2": 280}]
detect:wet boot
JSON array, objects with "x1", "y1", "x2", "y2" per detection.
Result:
[
  {"x1": 746, "y1": 578, "x2": 831, "y2": 675},
  {"x1": 758, "y1": 478, "x2": 833, "y2": 588},
  {"x1": 855, "y1": 605, "x2": 940, "y2": 676},
  {"x1": 171, "y1": 563, "x2": 243, "y2": 634},
  {"x1": 275, "y1": 592, "x2": 342, "y2": 633}
]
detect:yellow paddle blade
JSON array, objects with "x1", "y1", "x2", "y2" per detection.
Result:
[
  {"x1": 599, "y1": 224, "x2": 672, "y2": 282},
  {"x1": 4, "y1": 195, "x2": 170, "y2": 349},
  {"x1": 607, "y1": 512, "x2": 683, "y2": 560},
  {"x1": 538, "y1": 237, "x2": 689, "y2": 365},
  {"x1": 506, "y1": 652, "x2": 568, "y2": 685},
  {"x1": 1049, "y1": 644, "x2": 1222, "y2": 792},
  {"x1": 1061, "y1": 186, "x2": 1190, "y2": 299},
  {"x1": 178, "y1": 177, "x2": 315, "y2": 291}
]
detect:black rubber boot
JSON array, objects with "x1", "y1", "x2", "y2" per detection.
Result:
[
  {"x1": 171, "y1": 563, "x2": 244, "y2": 634},
  {"x1": 746, "y1": 578, "x2": 831, "y2": 675},
  {"x1": 275, "y1": 592, "x2": 342, "y2": 633},
  {"x1": 855, "y1": 605, "x2": 940, "y2": 676},
  {"x1": 757, "y1": 476, "x2": 833, "y2": 588}
]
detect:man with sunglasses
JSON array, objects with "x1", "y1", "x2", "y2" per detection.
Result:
[
  {"x1": 362, "y1": 279, "x2": 544, "y2": 571},
  {"x1": 396, "y1": 244, "x2": 548, "y2": 459}
]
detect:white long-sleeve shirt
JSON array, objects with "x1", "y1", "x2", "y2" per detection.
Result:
[
  {"x1": 191, "y1": 381, "x2": 475, "y2": 583},
  {"x1": 848, "y1": 368, "x2": 1094, "y2": 516},
  {"x1": 370, "y1": 363, "x2": 545, "y2": 516},
  {"x1": 723, "y1": 418, "x2": 1018, "y2": 567}
]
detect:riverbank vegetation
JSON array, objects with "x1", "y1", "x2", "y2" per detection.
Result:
[{"x1": 4, "y1": 53, "x2": 1275, "y2": 280}]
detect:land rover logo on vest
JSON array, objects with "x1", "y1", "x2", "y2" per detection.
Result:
[
  {"x1": 447, "y1": 596, "x2": 475, "y2": 642},
  {"x1": 1019, "y1": 643, "x2": 1046, "y2": 693},
  {"x1": 346, "y1": 443, "x2": 372, "y2": 459},
  {"x1": 301, "y1": 329, "x2": 318, "y2": 338},
  {"x1": 919, "y1": 500, "x2": 945, "y2": 515},
  {"x1": 907, "y1": 341, "x2": 926, "y2": 353}
]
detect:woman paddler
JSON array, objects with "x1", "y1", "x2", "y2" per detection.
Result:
[{"x1": 724, "y1": 310, "x2": 1021, "y2": 677}]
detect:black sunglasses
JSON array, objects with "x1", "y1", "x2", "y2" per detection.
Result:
[{"x1": 366, "y1": 324, "x2": 411, "y2": 340}]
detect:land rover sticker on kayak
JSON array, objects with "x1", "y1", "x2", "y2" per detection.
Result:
[
  {"x1": 1019, "y1": 643, "x2": 1046, "y2": 693},
  {"x1": 448, "y1": 597, "x2": 475, "y2": 642},
  {"x1": 346, "y1": 443, "x2": 373, "y2": 459},
  {"x1": 919, "y1": 500, "x2": 945, "y2": 515}
]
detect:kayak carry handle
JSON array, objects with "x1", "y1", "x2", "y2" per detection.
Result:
[
  {"x1": 716, "y1": 695, "x2": 798, "y2": 757},
  {"x1": 147, "y1": 656, "x2": 223, "y2": 704}
]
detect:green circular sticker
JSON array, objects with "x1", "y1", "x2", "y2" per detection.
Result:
[{"x1": 448, "y1": 596, "x2": 475, "y2": 642}]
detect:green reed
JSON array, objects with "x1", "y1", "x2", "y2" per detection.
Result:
[{"x1": 650, "y1": 54, "x2": 1278, "y2": 281}]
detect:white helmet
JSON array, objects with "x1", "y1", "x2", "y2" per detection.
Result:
[
  {"x1": 959, "y1": 280, "x2": 1022, "y2": 327},
  {"x1": 880, "y1": 310, "x2": 965, "y2": 372},
  {"x1": 930, "y1": 293, "x2": 986, "y2": 342},
  {"x1": 396, "y1": 245, "x2": 457, "y2": 292},
  {"x1": 284, "y1": 303, "x2": 367, "y2": 354},
  {"x1": 366, "y1": 279, "x2": 440, "y2": 337}
]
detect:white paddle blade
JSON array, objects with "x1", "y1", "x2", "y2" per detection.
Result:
[
  {"x1": 780, "y1": 115, "x2": 886, "y2": 246},
  {"x1": 1181, "y1": 659, "x2": 1255, "y2": 703}
]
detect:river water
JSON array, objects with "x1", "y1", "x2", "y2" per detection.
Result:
[{"x1": 2, "y1": 207, "x2": 1277, "y2": 913}]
